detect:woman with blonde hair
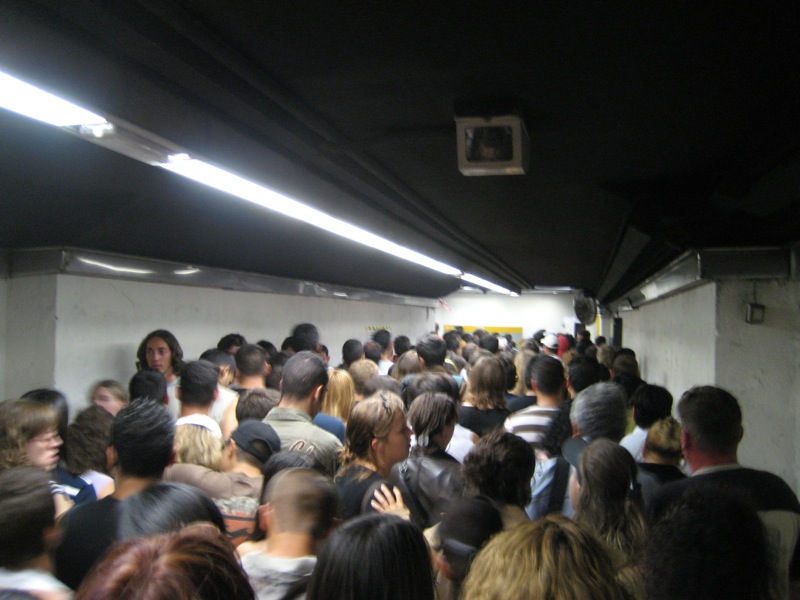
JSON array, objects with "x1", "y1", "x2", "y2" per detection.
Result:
[
  {"x1": 458, "y1": 356, "x2": 510, "y2": 437},
  {"x1": 335, "y1": 392, "x2": 411, "y2": 520},
  {"x1": 462, "y1": 515, "x2": 631, "y2": 600},
  {"x1": 322, "y1": 368, "x2": 355, "y2": 424},
  {"x1": 638, "y1": 416, "x2": 685, "y2": 505},
  {"x1": 174, "y1": 421, "x2": 224, "y2": 471},
  {"x1": 89, "y1": 379, "x2": 129, "y2": 416}
]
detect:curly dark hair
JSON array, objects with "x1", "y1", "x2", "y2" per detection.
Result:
[
  {"x1": 463, "y1": 430, "x2": 534, "y2": 507},
  {"x1": 135, "y1": 329, "x2": 183, "y2": 376}
]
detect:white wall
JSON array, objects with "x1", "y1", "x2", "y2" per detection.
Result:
[
  {"x1": 621, "y1": 282, "x2": 717, "y2": 398},
  {"x1": 4, "y1": 274, "x2": 432, "y2": 413},
  {"x1": 620, "y1": 279, "x2": 800, "y2": 494},
  {"x1": 4, "y1": 276, "x2": 58, "y2": 400},
  {"x1": 714, "y1": 279, "x2": 800, "y2": 491},
  {"x1": 435, "y1": 292, "x2": 586, "y2": 338}
]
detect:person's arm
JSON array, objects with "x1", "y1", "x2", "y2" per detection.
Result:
[{"x1": 221, "y1": 394, "x2": 240, "y2": 439}]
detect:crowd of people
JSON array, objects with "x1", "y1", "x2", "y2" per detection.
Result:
[{"x1": 1, "y1": 323, "x2": 798, "y2": 599}]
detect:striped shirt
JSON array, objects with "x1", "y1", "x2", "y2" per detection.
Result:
[{"x1": 505, "y1": 405, "x2": 561, "y2": 447}]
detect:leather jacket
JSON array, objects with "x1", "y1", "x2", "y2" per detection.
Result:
[{"x1": 391, "y1": 449, "x2": 466, "y2": 530}]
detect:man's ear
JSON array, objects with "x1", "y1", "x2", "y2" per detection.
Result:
[
  {"x1": 681, "y1": 429, "x2": 691, "y2": 452},
  {"x1": 313, "y1": 384, "x2": 325, "y2": 403},
  {"x1": 258, "y1": 502, "x2": 274, "y2": 532},
  {"x1": 176, "y1": 386, "x2": 182, "y2": 400},
  {"x1": 264, "y1": 363, "x2": 272, "y2": 379},
  {"x1": 167, "y1": 447, "x2": 177, "y2": 468},
  {"x1": 225, "y1": 438, "x2": 238, "y2": 461}
]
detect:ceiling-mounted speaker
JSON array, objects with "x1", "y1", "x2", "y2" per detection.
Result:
[{"x1": 456, "y1": 114, "x2": 529, "y2": 176}]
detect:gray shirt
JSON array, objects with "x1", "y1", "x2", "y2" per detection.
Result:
[{"x1": 264, "y1": 407, "x2": 343, "y2": 476}]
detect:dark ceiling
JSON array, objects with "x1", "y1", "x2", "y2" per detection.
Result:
[{"x1": 1, "y1": 2, "x2": 799, "y2": 302}]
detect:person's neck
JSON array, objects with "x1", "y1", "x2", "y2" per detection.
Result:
[
  {"x1": 226, "y1": 460, "x2": 264, "y2": 478},
  {"x1": 180, "y1": 406, "x2": 211, "y2": 417},
  {"x1": 266, "y1": 532, "x2": 316, "y2": 559},
  {"x1": 353, "y1": 458, "x2": 383, "y2": 477},
  {"x1": 164, "y1": 370, "x2": 177, "y2": 385},
  {"x1": 237, "y1": 376, "x2": 264, "y2": 389},
  {"x1": 278, "y1": 396, "x2": 313, "y2": 417},
  {"x1": 17, "y1": 553, "x2": 55, "y2": 574},
  {"x1": 112, "y1": 474, "x2": 160, "y2": 500},
  {"x1": 689, "y1": 450, "x2": 738, "y2": 473},
  {"x1": 536, "y1": 393, "x2": 562, "y2": 408}
]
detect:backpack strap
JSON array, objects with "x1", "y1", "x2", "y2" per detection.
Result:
[{"x1": 547, "y1": 456, "x2": 570, "y2": 514}]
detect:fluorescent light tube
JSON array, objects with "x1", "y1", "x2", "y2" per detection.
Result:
[
  {"x1": 0, "y1": 71, "x2": 108, "y2": 127},
  {"x1": 159, "y1": 155, "x2": 463, "y2": 277},
  {"x1": 460, "y1": 272, "x2": 514, "y2": 295},
  {"x1": 1, "y1": 70, "x2": 518, "y2": 288}
]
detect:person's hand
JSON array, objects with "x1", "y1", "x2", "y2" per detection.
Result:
[{"x1": 371, "y1": 483, "x2": 410, "y2": 519}]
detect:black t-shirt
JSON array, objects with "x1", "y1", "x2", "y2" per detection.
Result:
[
  {"x1": 55, "y1": 496, "x2": 120, "y2": 590},
  {"x1": 335, "y1": 465, "x2": 386, "y2": 521}
]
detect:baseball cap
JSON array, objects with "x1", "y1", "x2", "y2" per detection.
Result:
[
  {"x1": 561, "y1": 436, "x2": 589, "y2": 483},
  {"x1": 541, "y1": 333, "x2": 559, "y2": 349},
  {"x1": 231, "y1": 419, "x2": 281, "y2": 464}
]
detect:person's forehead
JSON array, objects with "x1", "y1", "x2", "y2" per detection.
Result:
[{"x1": 147, "y1": 337, "x2": 169, "y2": 349}]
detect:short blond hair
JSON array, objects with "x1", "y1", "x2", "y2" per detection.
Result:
[
  {"x1": 462, "y1": 515, "x2": 629, "y2": 600},
  {"x1": 174, "y1": 424, "x2": 222, "y2": 471},
  {"x1": 644, "y1": 416, "x2": 682, "y2": 464}
]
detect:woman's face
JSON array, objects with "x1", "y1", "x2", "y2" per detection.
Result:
[
  {"x1": 92, "y1": 386, "x2": 127, "y2": 416},
  {"x1": 26, "y1": 428, "x2": 62, "y2": 471},
  {"x1": 146, "y1": 337, "x2": 174, "y2": 379},
  {"x1": 376, "y1": 411, "x2": 412, "y2": 473}
]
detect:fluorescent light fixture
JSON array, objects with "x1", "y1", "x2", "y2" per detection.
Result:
[
  {"x1": 0, "y1": 71, "x2": 108, "y2": 127},
  {"x1": 460, "y1": 272, "x2": 514, "y2": 294},
  {"x1": 77, "y1": 257, "x2": 154, "y2": 275},
  {"x1": 1, "y1": 70, "x2": 519, "y2": 290},
  {"x1": 159, "y1": 155, "x2": 463, "y2": 277},
  {"x1": 174, "y1": 268, "x2": 200, "y2": 275}
]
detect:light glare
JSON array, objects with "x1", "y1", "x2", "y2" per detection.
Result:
[
  {"x1": 461, "y1": 272, "x2": 514, "y2": 294},
  {"x1": 160, "y1": 157, "x2": 463, "y2": 277},
  {"x1": 0, "y1": 71, "x2": 108, "y2": 127}
]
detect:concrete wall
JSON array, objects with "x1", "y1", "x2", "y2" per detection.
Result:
[
  {"x1": 714, "y1": 279, "x2": 800, "y2": 491},
  {"x1": 620, "y1": 282, "x2": 717, "y2": 397},
  {"x1": 4, "y1": 274, "x2": 432, "y2": 413},
  {"x1": 620, "y1": 279, "x2": 800, "y2": 494},
  {"x1": 4, "y1": 275, "x2": 58, "y2": 400},
  {"x1": 435, "y1": 292, "x2": 587, "y2": 339}
]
